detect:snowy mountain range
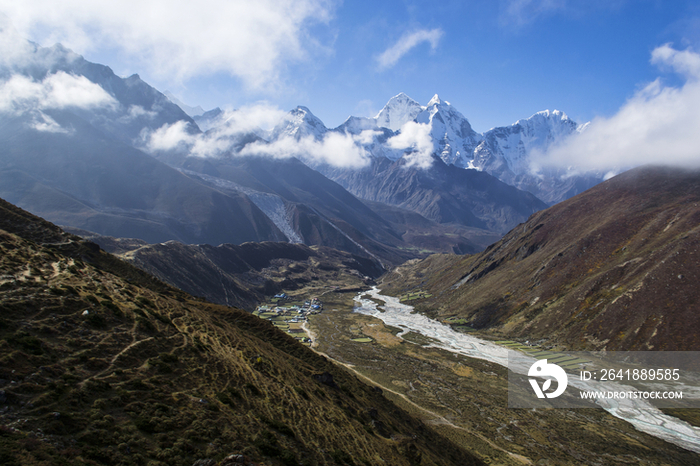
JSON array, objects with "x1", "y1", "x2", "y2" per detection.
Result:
[{"x1": 252, "y1": 93, "x2": 603, "y2": 204}]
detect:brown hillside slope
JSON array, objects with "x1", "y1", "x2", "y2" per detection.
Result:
[
  {"x1": 0, "y1": 198, "x2": 481, "y2": 466},
  {"x1": 380, "y1": 166, "x2": 700, "y2": 351},
  {"x1": 77, "y1": 235, "x2": 383, "y2": 312}
]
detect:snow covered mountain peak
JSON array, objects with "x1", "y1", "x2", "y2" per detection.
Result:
[
  {"x1": 427, "y1": 94, "x2": 444, "y2": 106},
  {"x1": 369, "y1": 94, "x2": 597, "y2": 203},
  {"x1": 412, "y1": 93, "x2": 481, "y2": 167},
  {"x1": 469, "y1": 107, "x2": 594, "y2": 203},
  {"x1": 272, "y1": 105, "x2": 328, "y2": 140},
  {"x1": 514, "y1": 109, "x2": 572, "y2": 127},
  {"x1": 261, "y1": 92, "x2": 597, "y2": 204},
  {"x1": 375, "y1": 93, "x2": 425, "y2": 131},
  {"x1": 509, "y1": 109, "x2": 580, "y2": 144}
]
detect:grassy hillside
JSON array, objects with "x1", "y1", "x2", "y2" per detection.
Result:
[{"x1": 0, "y1": 198, "x2": 481, "y2": 466}]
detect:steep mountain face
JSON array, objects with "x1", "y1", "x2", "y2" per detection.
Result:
[
  {"x1": 1, "y1": 40, "x2": 196, "y2": 145},
  {"x1": 324, "y1": 155, "x2": 547, "y2": 234},
  {"x1": 0, "y1": 110, "x2": 286, "y2": 245},
  {"x1": 166, "y1": 154, "x2": 485, "y2": 266},
  {"x1": 474, "y1": 110, "x2": 601, "y2": 204},
  {"x1": 379, "y1": 166, "x2": 700, "y2": 351},
  {"x1": 0, "y1": 197, "x2": 482, "y2": 466},
  {"x1": 374, "y1": 92, "x2": 425, "y2": 131},
  {"x1": 271, "y1": 106, "x2": 328, "y2": 141},
  {"x1": 475, "y1": 110, "x2": 577, "y2": 175},
  {"x1": 415, "y1": 95, "x2": 483, "y2": 168}
]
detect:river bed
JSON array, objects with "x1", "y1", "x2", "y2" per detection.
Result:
[{"x1": 353, "y1": 286, "x2": 700, "y2": 454}]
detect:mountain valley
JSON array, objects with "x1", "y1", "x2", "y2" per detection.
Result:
[
  {"x1": 3, "y1": 196, "x2": 699, "y2": 465},
  {"x1": 2, "y1": 34, "x2": 700, "y2": 466}
]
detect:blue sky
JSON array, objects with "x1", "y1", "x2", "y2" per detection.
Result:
[
  {"x1": 1, "y1": 0, "x2": 699, "y2": 132},
  {"x1": 299, "y1": 0, "x2": 697, "y2": 130}
]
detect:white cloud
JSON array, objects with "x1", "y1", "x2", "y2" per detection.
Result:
[
  {"x1": 219, "y1": 103, "x2": 289, "y2": 134},
  {"x1": 0, "y1": 72, "x2": 117, "y2": 113},
  {"x1": 376, "y1": 28, "x2": 443, "y2": 70},
  {"x1": 386, "y1": 121, "x2": 434, "y2": 169},
  {"x1": 651, "y1": 44, "x2": 700, "y2": 80},
  {"x1": 533, "y1": 45, "x2": 700, "y2": 171},
  {"x1": 144, "y1": 102, "x2": 372, "y2": 168},
  {"x1": 145, "y1": 120, "x2": 195, "y2": 152},
  {"x1": 144, "y1": 104, "x2": 290, "y2": 157},
  {"x1": 44, "y1": 72, "x2": 118, "y2": 110},
  {"x1": 316, "y1": 132, "x2": 371, "y2": 168},
  {"x1": 355, "y1": 129, "x2": 382, "y2": 145},
  {"x1": 240, "y1": 132, "x2": 370, "y2": 168},
  {"x1": 191, "y1": 103, "x2": 290, "y2": 156},
  {"x1": 0, "y1": 0, "x2": 336, "y2": 90},
  {"x1": 0, "y1": 71, "x2": 116, "y2": 133}
]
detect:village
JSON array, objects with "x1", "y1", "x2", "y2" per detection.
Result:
[{"x1": 252, "y1": 293, "x2": 323, "y2": 346}]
